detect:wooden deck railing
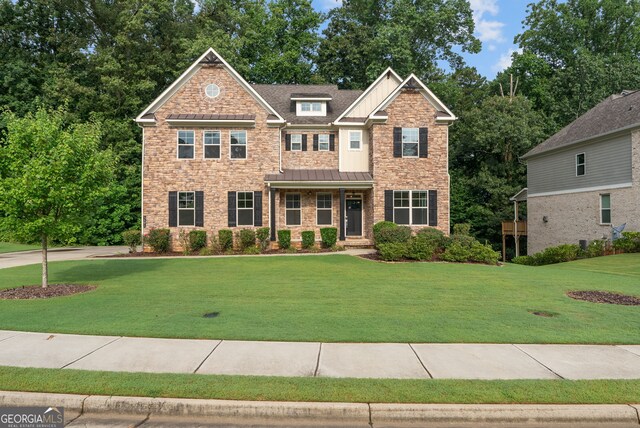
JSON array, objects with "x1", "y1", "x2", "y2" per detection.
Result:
[{"x1": 502, "y1": 220, "x2": 527, "y2": 236}]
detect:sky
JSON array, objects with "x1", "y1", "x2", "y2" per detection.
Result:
[{"x1": 311, "y1": 0, "x2": 531, "y2": 78}]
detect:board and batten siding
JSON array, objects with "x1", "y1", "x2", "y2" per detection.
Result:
[
  {"x1": 346, "y1": 75, "x2": 401, "y2": 118},
  {"x1": 527, "y1": 134, "x2": 632, "y2": 196}
]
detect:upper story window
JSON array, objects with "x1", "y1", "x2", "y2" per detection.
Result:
[
  {"x1": 402, "y1": 128, "x2": 419, "y2": 158},
  {"x1": 349, "y1": 130, "x2": 362, "y2": 151},
  {"x1": 290, "y1": 134, "x2": 303, "y2": 151},
  {"x1": 296, "y1": 101, "x2": 327, "y2": 116},
  {"x1": 205, "y1": 83, "x2": 220, "y2": 98},
  {"x1": 204, "y1": 131, "x2": 221, "y2": 159},
  {"x1": 177, "y1": 130, "x2": 195, "y2": 159},
  {"x1": 576, "y1": 153, "x2": 586, "y2": 176},
  {"x1": 230, "y1": 130, "x2": 247, "y2": 159},
  {"x1": 318, "y1": 134, "x2": 330, "y2": 151}
]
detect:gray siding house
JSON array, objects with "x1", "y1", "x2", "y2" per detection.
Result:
[{"x1": 521, "y1": 90, "x2": 640, "y2": 254}]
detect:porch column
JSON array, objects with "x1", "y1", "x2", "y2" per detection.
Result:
[
  {"x1": 270, "y1": 187, "x2": 276, "y2": 241},
  {"x1": 339, "y1": 188, "x2": 346, "y2": 241}
]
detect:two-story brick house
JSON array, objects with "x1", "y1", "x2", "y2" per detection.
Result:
[{"x1": 136, "y1": 48, "x2": 454, "y2": 247}]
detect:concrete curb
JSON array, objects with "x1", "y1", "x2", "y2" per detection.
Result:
[{"x1": 2, "y1": 391, "x2": 640, "y2": 425}]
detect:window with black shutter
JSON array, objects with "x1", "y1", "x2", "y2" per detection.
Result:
[
  {"x1": 419, "y1": 128, "x2": 428, "y2": 158},
  {"x1": 313, "y1": 134, "x2": 319, "y2": 151},
  {"x1": 227, "y1": 191, "x2": 236, "y2": 227},
  {"x1": 254, "y1": 191, "x2": 263, "y2": 226},
  {"x1": 168, "y1": 191, "x2": 178, "y2": 227},
  {"x1": 428, "y1": 190, "x2": 438, "y2": 226},
  {"x1": 302, "y1": 134, "x2": 308, "y2": 151},
  {"x1": 195, "y1": 191, "x2": 204, "y2": 227},
  {"x1": 393, "y1": 128, "x2": 402, "y2": 157},
  {"x1": 329, "y1": 134, "x2": 335, "y2": 151}
]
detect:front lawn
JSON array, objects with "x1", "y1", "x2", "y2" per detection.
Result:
[
  {"x1": 1, "y1": 366, "x2": 640, "y2": 404},
  {"x1": 0, "y1": 254, "x2": 638, "y2": 343},
  {"x1": 0, "y1": 242, "x2": 40, "y2": 254}
]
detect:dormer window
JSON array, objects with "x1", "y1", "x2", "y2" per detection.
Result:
[{"x1": 291, "y1": 93, "x2": 331, "y2": 117}]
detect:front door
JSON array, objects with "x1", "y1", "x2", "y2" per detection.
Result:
[{"x1": 346, "y1": 198, "x2": 362, "y2": 236}]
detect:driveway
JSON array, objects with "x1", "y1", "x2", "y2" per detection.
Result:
[{"x1": 0, "y1": 246, "x2": 129, "y2": 269}]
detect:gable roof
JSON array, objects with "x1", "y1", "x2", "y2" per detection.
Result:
[
  {"x1": 372, "y1": 74, "x2": 456, "y2": 121},
  {"x1": 252, "y1": 84, "x2": 362, "y2": 125},
  {"x1": 136, "y1": 48, "x2": 285, "y2": 124},
  {"x1": 522, "y1": 90, "x2": 640, "y2": 159}
]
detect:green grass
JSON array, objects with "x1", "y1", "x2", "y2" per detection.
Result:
[
  {"x1": 0, "y1": 242, "x2": 39, "y2": 254},
  {"x1": 0, "y1": 254, "x2": 639, "y2": 343},
  {"x1": 1, "y1": 366, "x2": 639, "y2": 404}
]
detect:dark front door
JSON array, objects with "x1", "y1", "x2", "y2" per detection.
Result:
[{"x1": 346, "y1": 198, "x2": 362, "y2": 236}]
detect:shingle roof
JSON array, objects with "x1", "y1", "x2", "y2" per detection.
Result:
[
  {"x1": 523, "y1": 90, "x2": 640, "y2": 159},
  {"x1": 252, "y1": 84, "x2": 362, "y2": 125},
  {"x1": 264, "y1": 169, "x2": 373, "y2": 182},
  {"x1": 290, "y1": 93, "x2": 332, "y2": 99},
  {"x1": 166, "y1": 113, "x2": 255, "y2": 121}
]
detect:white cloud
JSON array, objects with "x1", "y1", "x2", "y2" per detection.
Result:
[
  {"x1": 316, "y1": 0, "x2": 342, "y2": 11},
  {"x1": 493, "y1": 48, "x2": 523, "y2": 72},
  {"x1": 469, "y1": 0, "x2": 506, "y2": 43},
  {"x1": 488, "y1": 44, "x2": 497, "y2": 52}
]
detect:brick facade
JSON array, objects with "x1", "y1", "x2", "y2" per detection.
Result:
[{"x1": 140, "y1": 53, "x2": 452, "y2": 250}]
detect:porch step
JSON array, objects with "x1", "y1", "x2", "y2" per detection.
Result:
[{"x1": 341, "y1": 238, "x2": 374, "y2": 248}]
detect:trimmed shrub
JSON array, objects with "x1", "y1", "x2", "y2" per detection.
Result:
[
  {"x1": 441, "y1": 241, "x2": 471, "y2": 262},
  {"x1": 613, "y1": 231, "x2": 640, "y2": 253},
  {"x1": 512, "y1": 255, "x2": 536, "y2": 266},
  {"x1": 320, "y1": 227, "x2": 338, "y2": 248},
  {"x1": 416, "y1": 227, "x2": 447, "y2": 251},
  {"x1": 237, "y1": 229, "x2": 256, "y2": 251},
  {"x1": 536, "y1": 244, "x2": 580, "y2": 265},
  {"x1": 376, "y1": 226, "x2": 412, "y2": 246},
  {"x1": 407, "y1": 234, "x2": 438, "y2": 261},
  {"x1": 453, "y1": 223, "x2": 471, "y2": 236},
  {"x1": 373, "y1": 221, "x2": 397, "y2": 244},
  {"x1": 278, "y1": 230, "x2": 291, "y2": 249},
  {"x1": 145, "y1": 228, "x2": 171, "y2": 254},
  {"x1": 301, "y1": 231, "x2": 315, "y2": 249},
  {"x1": 218, "y1": 229, "x2": 233, "y2": 251},
  {"x1": 189, "y1": 230, "x2": 207, "y2": 253},
  {"x1": 256, "y1": 227, "x2": 270, "y2": 252},
  {"x1": 378, "y1": 242, "x2": 408, "y2": 261},
  {"x1": 122, "y1": 229, "x2": 141, "y2": 253},
  {"x1": 469, "y1": 241, "x2": 500, "y2": 265},
  {"x1": 586, "y1": 239, "x2": 606, "y2": 258}
]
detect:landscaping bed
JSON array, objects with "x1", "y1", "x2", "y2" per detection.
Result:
[
  {"x1": 0, "y1": 284, "x2": 95, "y2": 300},
  {"x1": 567, "y1": 290, "x2": 640, "y2": 306}
]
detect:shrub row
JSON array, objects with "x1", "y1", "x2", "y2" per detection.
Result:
[
  {"x1": 373, "y1": 221, "x2": 499, "y2": 265},
  {"x1": 512, "y1": 243, "x2": 581, "y2": 266}
]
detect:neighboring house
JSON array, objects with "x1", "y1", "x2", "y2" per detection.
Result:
[
  {"x1": 520, "y1": 90, "x2": 640, "y2": 254},
  {"x1": 136, "y1": 48, "x2": 454, "y2": 248}
]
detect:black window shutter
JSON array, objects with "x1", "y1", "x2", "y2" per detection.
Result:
[
  {"x1": 393, "y1": 127, "x2": 402, "y2": 158},
  {"x1": 228, "y1": 191, "x2": 237, "y2": 227},
  {"x1": 168, "y1": 191, "x2": 177, "y2": 227},
  {"x1": 329, "y1": 134, "x2": 335, "y2": 151},
  {"x1": 428, "y1": 190, "x2": 438, "y2": 226},
  {"x1": 285, "y1": 134, "x2": 291, "y2": 151},
  {"x1": 384, "y1": 190, "x2": 394, "y2": 222},
  {"x1": 195, "y1": 191, "x2": 204, "y2": 227},
  {"x1": 302, "y1": 134, "x2": 308, "y2": 151},
  {"x1": 254, "y1": 191, "x2": 263, "y2": 226},
  {"x1": 313, "y1": 134, "x2": 319, "y2": 151},
  {"x1": 419, "y1": 128, "x2": 428, "y2": 158}
]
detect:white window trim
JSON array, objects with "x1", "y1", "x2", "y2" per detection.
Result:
[
  {"x1": 203, "y1": 130, "x2": 221, "y2": 160},
  {"x1": 576, "y1": 152, "x2": 586, "y2": 177},
  {"x1": 229, "y1": 130, "x2": 248, "y2": 160},
  {"x1": 236, "y1": 191, "x2": 254, "y2": 226},
  {"x1": 402, "y1": 128, "x2": 419, "y2": 159},
  {"x1": 348, "y1": 130, "x2": 362, "y2": 151},
  {"x1": 290, "y1": 134, "x2": 303, "y2": 151},
  {"x1": 296, "y1": 101, "x2": 327, "y2": 117},
  {"x1": 393, "y1": 190, "x2": 429, "y2": 225},
  {"x1": 318, "y1": 134, "x2": 330, "y2": 151},
  {"x1": 177, "y1": 191, "x2": 196, "y2": 227},
  {"x1": 316, "y1": 192, "x2": 333, "y2": 226},
  {"x1": 177, "y1": 130, "x2": 195, "y2": 160},
  {"x1": 600, "y1": 193, "x2": 611, "y2": 225},
  {"x1": 205, "y1": 83, "x2": 220, "y2": 99},
  {"x1": 285, "y1": 193, "x2": 302, "y2": 226}
]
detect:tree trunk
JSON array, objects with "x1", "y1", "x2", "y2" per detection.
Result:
[{"x1": 41, "y1": 234, "x2": 48, "y2": 289}]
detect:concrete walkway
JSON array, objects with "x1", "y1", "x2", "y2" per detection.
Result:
[
  {"x1": 0, "y1": 246, "x2": 130, "y2": 269},
  {"x1": 1, "y1": 330, "x2": 640, "y2": 379}
]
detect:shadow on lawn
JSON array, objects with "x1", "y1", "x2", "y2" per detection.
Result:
[{"x1": 51, "y1": 259, "x2": 167, "y2": 283}]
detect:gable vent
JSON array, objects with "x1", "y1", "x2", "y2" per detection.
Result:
[{"x1": 200, "y1": 51, "x2": 223, "y2": 65}]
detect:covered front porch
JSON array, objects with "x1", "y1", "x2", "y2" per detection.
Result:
[{"x1": 265, "y1": 169, "x2": 374, "y2": 246}]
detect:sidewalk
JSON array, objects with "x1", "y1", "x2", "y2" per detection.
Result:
[
  {"x1": 1, "y1": 330, "x2": 639, "y2": 380},
  {"x1": 0, "y1": 246, "x2": 129, "y2": 269}
]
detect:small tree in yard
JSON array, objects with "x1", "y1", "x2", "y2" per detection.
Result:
[{"x1": 0, "y1": 108, "x2": 115, "y2": 288}]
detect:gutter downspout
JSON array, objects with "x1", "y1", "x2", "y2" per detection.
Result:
[{"x1": 279, "y1": 124, "x2": 286, "y2": 173}]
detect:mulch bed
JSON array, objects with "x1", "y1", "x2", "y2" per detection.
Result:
[
  {"x1": 0, "y1": 284, "x2": 96, "y2": 300},
  {"x1": 567, "y1": 290, "x2": 640, "y2": 306},
  {"x1": 102, "y1": 248, "x2": 345, "y2": 257}
]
